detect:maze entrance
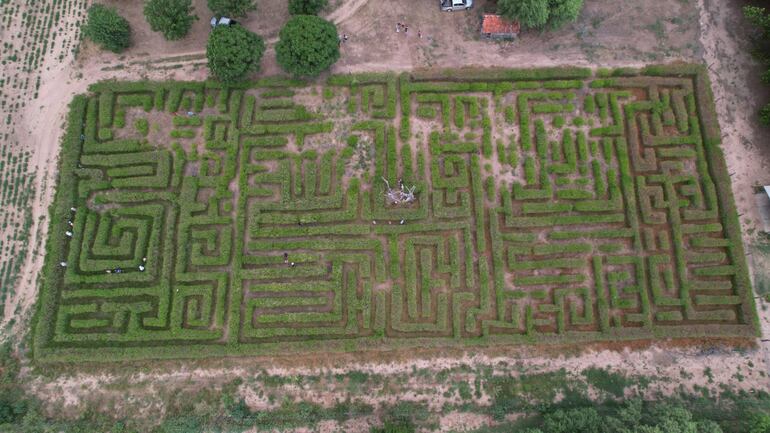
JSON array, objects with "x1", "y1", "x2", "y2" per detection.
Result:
[{"x1": 34, "y1": 66, "x2": 758, "y2": 362}]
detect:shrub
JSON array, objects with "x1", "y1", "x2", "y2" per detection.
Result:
[
  {"x1": 548, "y1": 0, "x2": 584, "y2": 30},
  {"x1": 135, "y1": 118, "x2": 149, "y2": 136},
  {"x1": 144, "y1": 0, "x2": 198, "y2": 41},
  {"x1": 83, "y1": 4, "x2": 131, "y2": 53},
  {"x1": 276, "y1": 15, "x2": 339, "y2": 77},
  {"x1": 207, "y1": 0, "x2": 256, "y2": 17},
  {"x1": 206, "y1": 25, "x2": 265, "y2": 83},
  {"x1": 288, "y1": 0, "x2": 328, "y2": 15},
  {"x1": 497, "y1": 0, "x2": 583, "y2": 30},
  {"x1": 497, "y1": 0, "x2": 549, "y2": 29},
  {"x1": 98, "y1": 128, "x2": 113, "y2": 140}
]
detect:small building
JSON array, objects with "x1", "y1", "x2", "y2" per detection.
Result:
[{"x1": 481, "y1": 14, "x2": 520, "y2": 40}]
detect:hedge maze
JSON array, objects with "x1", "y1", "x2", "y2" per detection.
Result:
[{"x1": 34, "y1": 65, "x2": 759, "y2": 361}]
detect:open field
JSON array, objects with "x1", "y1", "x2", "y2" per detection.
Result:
[{"x1": 33, "y1": 65, "x2": 758, "y2": 362}]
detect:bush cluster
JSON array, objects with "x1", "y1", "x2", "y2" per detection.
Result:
[
  {"x1": 497, "y1": 0, "x2": 584, "y2": 30},
  {"x1": 206, "y1": 25, "x2": 265, "y2": 83},
  {"x1": 276, "y1": 15, "x2": 339, "y2": 77},
  {"x1": 144, "y1": 0, "x2": 198, "y2": 41},
  {"x1": 83, "y1": 4, "x2": 131, "y2": 53}
]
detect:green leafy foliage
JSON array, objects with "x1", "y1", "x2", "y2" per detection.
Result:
[
  {"x1": 206, "y1": 25, "x2": 265, "y2": 83},
  {"x1": 748, "y1": 413, "x2": 770, "y2": 433},
  {"x1": 548, "y1": 0, "x2": 584, "y2": 29},
  {"x1": 289, "y1": 0, "x2": 328, "y2": 15},
  {"x1": 143, "y1": 0, "x2": 198, "y2": 41},
  {"x1": 370, "y1": 402, "x2": 429, "y2": 433},
  {"x1": 582, "y1": 367, "x2": 637, "y2": 398},
  {"x1": 207, "y1": 0, "x2": 256, "y2": 17},
  {"x1": 83, "y1": 4, "x2": 131, "y2": 53},
  {"x1": 522, "y1": 402, "x2": 726, "y2": 433},
  {"x1": 276, "y1": 15, "x2": 339, "y2": 77},
  {"x1": 498, "y1": 0, "x2": 549, "y2": 29},
  {"x1": 497, "y1": 0, "x2": 583, "y2": 30}
]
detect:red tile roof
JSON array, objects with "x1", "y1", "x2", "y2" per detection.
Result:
[{"x1": 481, "y1": 14, "x2": 520, "y2": 35}]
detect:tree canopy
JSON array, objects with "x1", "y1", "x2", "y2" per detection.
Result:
[
  {"x1": 497, "y1": 0, "x2": 583, "y2": 30},
  {"x1": 206, "y1": 25, "x2": 265, "y2": 83},
  {"x1": 143, "y1": 0, "x2": 198, "y2": 41},
  {"x1": 288, "y1": 0, "x2": 328, "y2": 15},
  {"x1": 522, "y1": 401, "x2": 724, "y2": 433},
  {"x1": 207, "y1": 0, "x2": 257, "y2": 17},
  {"x1": 547, "y1": 0, "x2": 584, "y2": 30},
  {"x1": 82, "y1": 4, "x2": 131, "y2": 53},
  {"x1": 744, "y1": 5, "x2": 770, "y2": 125},
  {"x1": 276, "y1": 15, "x2": 339, "y2": 77}
]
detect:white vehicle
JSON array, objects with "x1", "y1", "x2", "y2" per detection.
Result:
[
  {"x1": 210, "y1": 16, "x2": 236, "y2": 27},
  {"x1": 441, "y1": 0, "x2": 473, "y2": 11}
]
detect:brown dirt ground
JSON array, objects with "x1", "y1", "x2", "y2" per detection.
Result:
[{"x1": 4, "y1": 0, "x2": 770, "y2": 431}]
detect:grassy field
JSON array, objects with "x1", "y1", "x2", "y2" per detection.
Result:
[{"x1": 32, "y1": 65, "x2": 758, "y2": 362}]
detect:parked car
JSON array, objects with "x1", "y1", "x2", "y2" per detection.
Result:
[
  {"x1": 210, "y1": 16, "x2": 237, "y2": 27},
  {"x1": 440, "y1": 0, "x2": 473, "y2": 11}
]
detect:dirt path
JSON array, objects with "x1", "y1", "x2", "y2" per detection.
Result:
[
  {"x1": 8, "y1": 64, "x2": 89, "y2": 336},
  {"x1": 698, "y1": 0, "x2": 770, "y2": 246},
  {"x1": 0, "y1": 0, "x2": 87, "y2": 331},
  {"x1": 697, "y1": 0, "x2": 770, "y2": 372},
  {"x1": 326, "y1": 0, "x2": 370, "y2": 24}
]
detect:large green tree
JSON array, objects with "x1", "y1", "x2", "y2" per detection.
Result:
[
  {"x1": 547, "y1": 0, "x2": 584, "y2": 29},
  {"x1": 276, "y1": 15, "x2": 339, "y2": 77},
  {"x1": 206, "y1": 25, "x2": 265, "y2": 83},
  {"x1": 143, "y1": 0, "x2": 197, "y2": 41},
  {"x1": 744, "y1": 5, "x2": 770, "y2": 125},
  {"x1": 497, "y1": 0, "x2": 583, "y2": 30},
  {"x1": 288, "y1": 0, "x2": 328, "y2": 15},
  {"x1": 498, "y1": 0, "x2": 549, "y2": 30},
  {"x1": 207, "y1": 0, "x2": 257, "y2": 17},
  {"x1": 82, "y1": 4, "x2": 131, "y2": 53}
]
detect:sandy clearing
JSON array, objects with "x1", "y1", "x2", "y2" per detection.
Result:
[
  {"x1": 440, "y1": 412, "x2": 492, "y2": 432},
  {"x1": 25, "y1": 343, "x2": 770, "y2": 429}
]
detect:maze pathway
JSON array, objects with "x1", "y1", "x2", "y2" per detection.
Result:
[{"x1": 33, "y1": 66, "x2": 758, "y2": 361}]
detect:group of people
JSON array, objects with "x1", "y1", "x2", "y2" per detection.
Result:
[
  {"x1": 60, "y1": 207, "x2": 78, "y2": 267},
  {"x1": 59, "y1": 207, "x2": 149, "y2": 275},
  {"x1": 396, "y1": 22, "x2": 421, "y2": 38},
  {"x1": 106, "y1": 257, "x2": 146, "y2": 274},
  {"x1": 337, "y1": 21, "x2": 425, "y2": 48}
]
